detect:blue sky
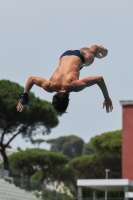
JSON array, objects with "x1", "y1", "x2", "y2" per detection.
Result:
[{"x1": 0, "y1": 0, "x2": 133, "y2": 150}]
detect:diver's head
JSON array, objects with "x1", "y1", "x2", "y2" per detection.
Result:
[{"x1": 52, "y1": 92, "x2": 69, "y2": 115}]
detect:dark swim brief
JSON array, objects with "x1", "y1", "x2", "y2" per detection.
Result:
[{"x1": 60, "y1": 50, "x2": 86, "y2": 70}]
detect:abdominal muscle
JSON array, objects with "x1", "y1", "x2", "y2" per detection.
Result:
[{"x1": 49, "y1": 56, "x2": 82, "y2": 91}]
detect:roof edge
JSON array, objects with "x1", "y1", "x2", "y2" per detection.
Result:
[{"x1": 120, "y1": 100, "x2": 133, "y2": 106}]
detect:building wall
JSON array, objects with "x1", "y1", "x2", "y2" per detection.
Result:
[{"x1": 122, "y1": 105, "x2": 133, "y2": 179}]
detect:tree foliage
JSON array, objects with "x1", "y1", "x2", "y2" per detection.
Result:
[
  {"x1": 90, "y1": 130, "x2": 122, "y2": 156},
  {"x1": 30, "y1": 138, "x2": 45, "y2": 148},
  {"x1": 9, "y1": 149, "x2": 68, "y2": 176},
  {"x1": 69, "y1": 154, "x2": 104, "y2": 179},
  {"x1": 46, "y1": 135, "x2": 84, "y2": 159},
  {"x1": 82, "y1": 142, "x2": 95, "y2": 155},
  {"x1": 90, "y1": 130, "x2": 122, "y2": 177},
  {"x1": 9, "y1": 149, "x2": 73, "y2": 193},
  {"x1": 69, "y1": 130, "x2": 122, "y2": 179},
  {"x1": 0, "y1": 79, "x2": 59, "y2": 169}
]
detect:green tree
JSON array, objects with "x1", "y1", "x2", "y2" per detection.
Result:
[
  {"x1": 82, "y1": 142, "x2": 95, "y2": 155},
  {"x1": 30, "y1": 164, "x2": 74, "y2": 195},
  {"x1": 70, "y1": 130, "x2": 122, "y2": 179},
  {"x1": 46, "y1": 135, "x2": 84, "y2": 159},
  {"x1": 9, "y1": 149, "x2": 70, "y2": 191},
  {"x1": 30, "y1": 138, "x2": 45, "y2": 148},
  {"x1": 0, "y1": 79, "x2": 59, "y2": 170},
  {"x1": 9, "y1": 150, "x2": 68, "y2": 176},
  {"x1": 90, "y1": 130, "x2": 122, "y2": 178},
  {"x1": 69, "y1": 154, "x2": 103, "y2": 179}
]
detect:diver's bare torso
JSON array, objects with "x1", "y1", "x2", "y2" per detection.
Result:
[{"x1": 48, "y1": 48, "x2": 94, "y2": 93}]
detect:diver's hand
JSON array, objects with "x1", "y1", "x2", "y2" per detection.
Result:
[
  {"x1": 16, "y1": 102, "x2": 24, "y2": 112},
  {"x1": 103, "y1": 98, "x2": 113, "y2": 113},
  {"x1": 16, "y1": 93, "x2": 29, "y2": 112}
]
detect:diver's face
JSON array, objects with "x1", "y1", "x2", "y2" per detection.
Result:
[{"x1": 96, "y1": 47, "x2": 108, "y2": 59}]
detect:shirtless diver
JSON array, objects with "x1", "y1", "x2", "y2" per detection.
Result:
[{"x1": 16, "y1": 45, "x2": 113, "y2": 115}]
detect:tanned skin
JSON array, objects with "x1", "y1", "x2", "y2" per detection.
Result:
[{"x1": 16, "y1": 45, "x2": 113, "y2": 113}]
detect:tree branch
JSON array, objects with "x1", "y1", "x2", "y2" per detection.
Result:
[
  {"x1": 1, "y1": 128, "x2": 7, "y2": 143},
  {"x1": 5, "y1": 124, "x2": 29, "y2": 147}
]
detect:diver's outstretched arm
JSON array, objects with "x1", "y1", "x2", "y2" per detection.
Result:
[
  {"x1": 23, "y1": 76, "x2": 48, "y2": 93},
  {"x1": 16, "y1": 76, "x2": 48, "y2": 112},
  {"x1": 72, "y1": 76, "x2": 113, "y2": 113}
]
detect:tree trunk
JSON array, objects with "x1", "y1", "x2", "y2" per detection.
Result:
[{"x1": 0, "y1": 148, "x2": 9, "y2": 170}]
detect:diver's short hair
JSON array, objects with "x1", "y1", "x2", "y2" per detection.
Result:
[{"x1": 52, "y1": 92, "x2": 69, "y2": 115}]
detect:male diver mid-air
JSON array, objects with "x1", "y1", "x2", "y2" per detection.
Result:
[{"x1": 16, "y1": 45, "x2": 113, "y2": 115}]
